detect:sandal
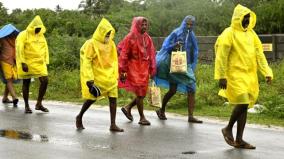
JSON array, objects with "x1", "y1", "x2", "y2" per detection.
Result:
[
  {"x1": 234, "y1": 141, "x2": 256, "y2": 149},
  {"x1": 121, "y1": 107, "x2": 133, "y2": 121},
  {"x1": 156, "y1": 109, "x2": 167, "y2": 120},
  {"x1": 138, "y1": 120, "x2": 151, "y2": 126},
  {"x1": 35, "y1": 106, "x2": 49, "y2": 112},
  {"x1": 13, "y1": 99, "x2": 19, "y2": 107},
  {"x1": 2, "y1": 98, "x2": 13, "y2": 104},
  {"x1": 221, "y1": 128, "x2": 235, "y2": 147}
]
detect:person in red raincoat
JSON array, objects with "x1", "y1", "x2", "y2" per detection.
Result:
[{"x1": 119, "y1": 17, "x2": 156, "y2": 125}]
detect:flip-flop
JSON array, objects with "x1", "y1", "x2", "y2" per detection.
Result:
[
  {"x1": 234, "y1": 141, "x2": 256, "y2": 149},
  {"x1": 121, "y1": 107, "x2": 133, "y2": 121},
  {"x1": 221, "y1": 128, "x2": 235, "y2": 147},
  {"x1": 156, "y1": 109, "x2": 167, "y2": 120},
  {"x1": 35, "y1": 106, "x2": 49, "y2": 112},
  {"x1": 138, "y1": 120, "x2": 151, "y2": 126}
]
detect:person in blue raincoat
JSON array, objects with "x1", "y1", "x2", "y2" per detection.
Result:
[
  {"x1": 154, "y1": 15, "x2": 202, "y2": 123},
  {"x1": 0, "y1": 24, "x2": 20, "y2": 107}
]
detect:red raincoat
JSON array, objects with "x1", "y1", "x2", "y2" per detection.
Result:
[{"x1": 118, "y1": 17, "x2": 156, "y2": 96}]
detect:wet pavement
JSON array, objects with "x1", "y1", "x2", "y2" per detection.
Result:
[{"x1": 0, "y1": 100, "x2": 283, "y2": 159}]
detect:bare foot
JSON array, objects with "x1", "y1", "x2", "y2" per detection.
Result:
[
  {"x1": 109, "y1": 124, "x2": 124, "y2": 132},
  {"x1": 76, "y1": 116, "x2": 85, "y2": 130},
  {"x1": 221, "y1": 127, "x2": 234, "y2": 146}
]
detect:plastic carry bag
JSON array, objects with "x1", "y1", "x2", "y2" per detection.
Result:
[
  {"x1": 148, "y1": 81, "x2": 162, "y2": 108},
  {"x1": 170, "y1": 48, "x2": 187, "y2": 74}
]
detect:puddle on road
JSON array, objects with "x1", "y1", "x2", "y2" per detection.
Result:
[
  {"x1": 182, "y1": 151, "x2": 197, "y2": 155},
  {"x1": 0, "y1": 129, "x2": 112, "y2": 151},
  {"x1": 0, "y1": 129, "x2": 48, "y2": 142}
]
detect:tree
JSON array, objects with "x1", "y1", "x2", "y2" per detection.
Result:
[
  {"x1": 78, "y1": 0, "x2": 111, "y2": 17},
  {"x1": 0, "y1": 2, "x2": 8, "y2": 25}
]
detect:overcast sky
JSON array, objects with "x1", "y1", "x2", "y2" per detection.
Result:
[{"x1": 1, "y1": 0, "x2": 82, "y2": 13}]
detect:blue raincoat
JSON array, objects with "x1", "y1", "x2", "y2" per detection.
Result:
[{"x1": 155, "y1": 15, "x2": 198, "y2": 93}]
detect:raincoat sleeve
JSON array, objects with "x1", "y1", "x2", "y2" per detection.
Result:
[
  {"x1": 45, "y1": 39, "x2": 49, "y2": 64},
  {"x1": 214, "y1": 29, "x2": 232, "y2": 79},
  {"x1": 82, "y1": 41, "x2": 95, "y2": 82},
  {"x1": 253, "y1": 32, "x2": 273, "y2": 79},
  {"x1": 162, "y1": 32, "x2": 178, "y2": 53},
  {"x1": 118, "y1": 37, "x2": 131, "y2": 73},
  {"x1": 16, "y1": 32, "x2": 27, "y2": 64},
  {"x1": 149, "y1": 39, "x2": 156, "y2": 77},
  {"x1": 191, "y1": 31, "x2": 199, "y2": 71}
]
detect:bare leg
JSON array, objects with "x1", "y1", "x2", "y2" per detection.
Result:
[
  {"x1": 235, "y1": 104, "x2": 255, "y2": 149},
  {"x1": 6, "y1": 79, "x2": 17, "y2": 100},
  {"x1": 222, "y1": 104, "x2": 247, "y2": 146},
  {"x1": 76, "y1": 100, "x2": 95, "y2": 129},
  {"x1": 35, "y1": 76, "x2": 49, "y2": 112},
  {"x1": 6, "y1": 79, "x2": 18, "y2": 107},
  {"x1": 156, "y1": 83, "x2": 177, "y2": 120},
  {"x1": 136, "y1": 96, "x2": 150, "y2": 125},
  {"x1": 23, "y1": 79, "x2": 32, "y2": 113},
  {"x1": 121, "y1": 98, "x2": 136, "y2": 121},
  {"x1": 109, "y1": 97, "x2": 123, "y2": 132},
  {"x1": 2, "y1": 85, "x2": 10, "y2": 102},
  {"x1": 125, "y1": 98, "x2": 136, "y2": 116},
  {"x1": 187, "y1": 92, "x2": 202, "y2": 123}
]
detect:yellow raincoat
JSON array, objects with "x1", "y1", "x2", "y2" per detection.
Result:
[
  {"x1": 16, "y1": 15, "x2": 49, "y2": 79},
  {"x1": 214, "y1": 4, "x2": 273, "y2": 107},
  {"x1": 80, "y1": 18, "x2": 118, "y2": 100}
]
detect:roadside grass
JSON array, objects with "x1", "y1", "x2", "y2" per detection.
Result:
[{"x1": 1, "y1": 60, "x2": 283, "y2": 127}]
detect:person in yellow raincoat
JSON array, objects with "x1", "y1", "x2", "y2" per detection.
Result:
[
  {"x1": 16, "y1": 15, "x2": 49, "y2": 113},
  {"x1": 215, "y1": 4, "x2": 273, "y2": 149},
  {"x1": 75, "y1": 18, "x2": 124, "y2": 132}
]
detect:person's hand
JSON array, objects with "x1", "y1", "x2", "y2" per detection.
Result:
[
  {"x1": 22, "y1": 63, "x2": 28, "y2": 72},
  {"x1": 120, "y1": 73, "x2": 127, "y2": 83},
  {"x1": 86, "y1": 80, "x2": 94, "y2": 89},
  {"x1": 219, "y1": 79, "x2": 227, "y2": 89},
  {"x1": 266, "y1": 76, "x2": 272, "y2": 85},
  {"x1": 175, "y1": 41, "x2": 183, "y2": 49}
]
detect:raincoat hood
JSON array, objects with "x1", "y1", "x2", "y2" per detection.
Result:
[
  {"x1": 176, "y1": 15, "x2": 195, "y2": 36},
  {"x1": 0, "y1": 24, "x2": 19, "y2": 38},
  {"x1": 231, "y1": 4, "x2": 256, "y2": 31},
  {"x1": 93, "y1": 18, "x2": 115, "y2": 43},
  {"x1": 26, "y1": 15, "x2": 46, "y2": 34},
  {"x1": 130, "y1": 16, "x2": 149, "y2": 34}
]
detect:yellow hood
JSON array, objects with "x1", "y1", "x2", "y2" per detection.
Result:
[
  {"x1": 26, "y1": 15, "x2": 46, "y2": 34},
  {"x1": 230, "y1": 4, "x2": 256, "y2": 31},
  {"x1": 93, "y1": 18, "x2": 115, "y2": 43}
]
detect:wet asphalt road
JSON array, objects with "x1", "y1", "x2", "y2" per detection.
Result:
[{"x1": 0, "y1": 100, "x2": 283, "y2": 159}]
